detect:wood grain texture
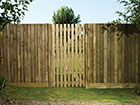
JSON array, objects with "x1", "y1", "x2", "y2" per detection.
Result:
[
  {"x1": 68, "y1": 24, "x2": 71, "y2": 87},
  {"x1": 56, "y1": 24, "x2": 59, "y2": 87},
  {"x1": 93, "y1": 24, "x2": 97, "y2": 83},
  {"x1": 71, "y1": 24, "x2": 74, "y2": 87},
  {"x1": 104, "y1": 28, "x2": 108, "y2": 83},
  {"x1": 64, "y1": 24, "x2": 67, "y2": 87},
  {"x1": 60, "y1": 24, "x2": 63, "y2": 87},
  {"x1": 114, "y1": 30, "x2": 118, "y2": 83}
]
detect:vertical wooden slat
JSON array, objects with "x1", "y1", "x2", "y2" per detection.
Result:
[
  {"x1": 136, "y1": 34, "x2": 139, "y2": 83},
  {"x1": 0, "y1": 30, "x2": 4, "y2": 76},
  {"x1": 60, "y1": 24, "x2": 63, "y2": 87},
  {"x1": 93, "y1": 24, "x2": 96, "y2": 83},
  {"x1": 20, "y1": 25, "x2": 24, "y2": 83},
  {"x1": 127, "y1": 35, "x2": 130, "y2": 83},
  {"x1": 118, "y1": 31, "x2": 122, "y2": 83},
  {"x1": 46, "y1": 24, "x2": 49, "y2": 84},
  {"x1": 51, "y1": 24, "x2": 55, "y2": 87},
  {"x1": 0, "y1": 31, "x2": 4, "y2": 78},
  {"x1": 23, "y1": 25, "x2": 26, "y2": 83},
  {"x1": 15, "y1": 25, "x2": 18, "y2": 83},
  {"x1": 110, "y1": 30, "x2": 114, "y2": 83},
  {"x1": 48, "y1": 24, "x2": 51, "y2": 86},
  {"x1": 28, "y1": 24, "x2": 31, "y2": 83},
  {"x1": 44, "y1": 24, "x2": 48, "y2": 84},
  {"x1": 3, "y1": 29, "x2": 5, "y2": 72},
  {"x1": 104, "y1": 27, "x2": 108, "y2": 83},
  {"x1": 50, "y1": 24, "x2": 54, "y2": 87},
  {"x1": 47, "y1": 24, "x2": 50, "y2": 84},
  {"x1": 88, "y1": 24, "x2": 93, "y2": 85},
  {"x1": 24, "y1": 24, "x2": 28, "y2": 83},
  {"x1": 121, "y1": 33, "x2": 125, "y2": 83},
  {"x1": 96, "y1": 24, "x2": 100, "y2": 83},
  {"x1": 99, "y1": 25, "x2": 103, "y2": 83},
  {"x1": 64, "y1": 24, "x2": 66, "y2": 87},
  {"x1": 41, "y1": 24, "x2": 44, "y2": 83},
  {"x1": 124, "y1": 34, "x2": 128, "y2": 83},
  {"x1": 131, "y1": 35, "x2": 135, "y2": 83},
  {"x1": 4, "y1": 26, "x2": 8, "y2": 80},
  {"x1": 128, "y1": 35, "x2": 132, "y2": 83},
  {"x1": 35, "y1": 25, "x2": 38, "y2": 83},
  {"x1": 82, "y1": 25, "x2": 85, "y2": 87},
  {"x1": 56, "y1": 24, "x2": 59, "y2": 87},
  {"x1": 68, "y1": 24, "x2": 70, "y2": 87},
  {"x1": 98, "y1": 25, "x2": 102, "y2": 83},
  {"x1": 100, "y1": 25, "x2": 104, "y2": 83},
  {"x1": 90, "y1": 24, "x2": 94, "y2": 84},
  {"x1": 12, "y1": 25, "x2": 15, "y2": 83},
  {"x1": 85, "y1": 24, "x2": 88, "y2": 87},
  {"x1": 37, "y1": 24, "x2": 41, "y2": 83},
  {"x1": 18, "y1": 24, "x2": 21, "y2": 83},
  {"x1": 114, "y1": 28, "x2": 118, "y2": 83},
  {"x1": 34, "y1": 24, "x2": 37, "y2": 83},
  {"x1": 71, "y1": 24, "x2": 74, "y2": 87},
  {"x1": 31, "y1": 25, "x2": 35, "y2": 83},
  {"x1": 107, "y1": 28, "x2": 110, "y2": 83},
  {"x1": 23, "y1": 24, "x2": 26, "y2": 83},
  {"x1": 40, "y1": 24, "x2": 44, "y2": 83},
  {"x1": 75, "y1": 24, "x2": 78, "y2": 87},
  {"x1": 42, "y1": 24, "x2": 44, "y2": 83},
  {"x1": 6, "y1": 25, "x2": 11, "y2": 83},
  {"x1": 79, "y1": 24, "x2": 82, "y2": 87},
  {"x1": 34, "y1": 24, "x2": 38, "y2": 83},
  {"x1": 10, "y1": 24, "x2": 13, "y2": 82}
]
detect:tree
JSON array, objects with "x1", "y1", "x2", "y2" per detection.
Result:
[
  {"x1": 52, "y1": 6, "x2": 81, "y2": 24},
  {"x1": 0, "y1": 0, "x2": 33, "y2": 31},
  {"x1": 112, "y1": 0, "x2": 140, "y2": 24}
]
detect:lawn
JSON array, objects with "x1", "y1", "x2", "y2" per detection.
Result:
[{"x1": 0, "y1": 85, "x2": 140, "y2": 103}]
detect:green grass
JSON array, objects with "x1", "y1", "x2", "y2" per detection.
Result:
[{"x1": 0, "y1": 86, "x2": 140, "y2": 103}]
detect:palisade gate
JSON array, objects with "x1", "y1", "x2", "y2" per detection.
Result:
[{"x1": 0, "y1": 24, "x2": 140, "y2": 88}]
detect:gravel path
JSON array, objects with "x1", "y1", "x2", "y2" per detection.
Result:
[{"x1": 0, "y1": 100, "x2": 140, "y2": 105}]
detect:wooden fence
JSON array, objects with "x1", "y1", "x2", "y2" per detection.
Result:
[
  {"x1": 85, "y1": 24, "x2": 140, "y2": 88},
  {"x1": 0, "y1": 24, "x2": 52, "y2": 87},
  {"x1": 0, "y1": 24, "x2": 140, "y2": 88}
]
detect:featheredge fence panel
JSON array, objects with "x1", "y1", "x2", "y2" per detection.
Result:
[{"x1": 85, "y1": 24, "x2": 140, "y2": 88}]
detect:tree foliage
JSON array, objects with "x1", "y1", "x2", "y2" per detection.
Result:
[
  {"x1": 52, "y1": 6, "x2": 81, "y2": 24},
  {"x1": 112, "y1": 0, "x2": 140, "y2": 24},
  {"x1": 0, "y1": 0, "x2": 33, "y2": 31}
]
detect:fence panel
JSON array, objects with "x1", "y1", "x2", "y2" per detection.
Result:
[
  {"x1": 86, "y1": 24, "x2": 140, "y2": 88},
  {"x1": 0, "y1": 24, "x2": 51, "y2": 87}
]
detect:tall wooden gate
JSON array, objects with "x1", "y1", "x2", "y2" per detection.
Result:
[{"x1": 52, "y1": 24, "x2": 85, "y2": 87}]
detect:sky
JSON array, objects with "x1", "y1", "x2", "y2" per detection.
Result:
[{"x1": 21, "y1": 0, "x2": 125, "y2": 24}]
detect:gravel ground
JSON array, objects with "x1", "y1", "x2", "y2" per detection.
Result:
[{"x1": 0, "y1": 99, "x2": 140, "y2": 105}]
